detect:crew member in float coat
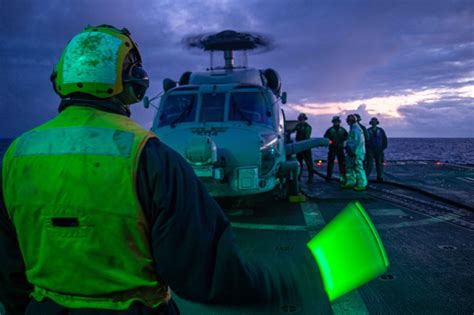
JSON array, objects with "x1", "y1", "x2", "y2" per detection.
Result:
[
  {"x1": 293, "y1": 113, "x2": 316, "y2": 182},
  {"x1": 366, "y1": 117, "x2": 388, "y2": 182},
  {"x1": 324, "y1": 116, "x2": 348, "y2": 182}
]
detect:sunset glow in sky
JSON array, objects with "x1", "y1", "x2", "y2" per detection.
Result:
[
  {"x1": 290, "y1": 85, "x2": 474, "y2": 118},
  {"x1": 1, "y1": 0, "x2": 473, "y2": 137}
]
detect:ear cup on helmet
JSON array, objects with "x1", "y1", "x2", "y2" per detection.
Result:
[
  {"x1": 50, "y1": 67, "x2": 59, "y2": 95},
  {"x1": 128, "y1": 65, "x2": 149, "y2": 100},
  {"x1": 118, "y1": 63, "x2": 149, "y2": 104}
]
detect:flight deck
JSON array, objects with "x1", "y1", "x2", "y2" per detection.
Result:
[{"x1": 174, "y1": 161, "x2": 474, "y2": 314}]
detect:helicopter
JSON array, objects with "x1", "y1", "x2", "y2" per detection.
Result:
[{"x1": 144, "y1": 30, "x2": 329, "y2": 198}]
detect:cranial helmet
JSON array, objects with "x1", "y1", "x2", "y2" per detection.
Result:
[
  {"x1": 370, "y1": 117, "x2": 379, "y2": 125},
  {"x1": 298, "y1": 113, "x2": 308, "y2": 121},
  {"x1": 346, "y1": 114, "x2": 356, "y2": 124},
  {"x1": 332, "y1": 116, "x2": 341, "y2": 123},
  {"x1": 50, "y1": 24, "x2": 149, "y2": 105}
]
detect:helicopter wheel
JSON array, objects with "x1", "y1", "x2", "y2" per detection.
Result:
[{"x1": 285, "y1": 165, "x2": 300, "y2": 197}]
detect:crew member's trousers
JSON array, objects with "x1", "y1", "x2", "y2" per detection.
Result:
[
  {"x1": 345, "y1": 155, "x2": 367, "y2": 188},
  {"x1": 327, "y1": 148, "x2": 346, "y2": 179},
  {"x1": 297, "y1": 150, "x2": 314, "y2": 180},
  {"x1": 366, "y1": 150, "x2": 384, "y2": 180}
]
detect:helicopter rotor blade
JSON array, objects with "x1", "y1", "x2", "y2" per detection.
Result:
[{"x1": 182, "y1": 30, "x2": 275, "y2": 54}]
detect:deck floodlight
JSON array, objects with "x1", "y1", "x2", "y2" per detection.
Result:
[{"x1": 307, "y1": 201, "x2": 390, "y2": 302}]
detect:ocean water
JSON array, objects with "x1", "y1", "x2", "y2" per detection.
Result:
[
  {"x1": 1, "y1": 137, "x2": 473, "y2": 164},
  {"x1": 311, "y1": 138, "x2": 474, "y2": 165}
]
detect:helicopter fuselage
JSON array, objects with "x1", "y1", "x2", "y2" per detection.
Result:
[
  {"x1": 151, "y1": 66, "x2": 328, "y2": 197},
  {"x1": 152, "y1": 72, "x2": 288, "y2": 196}
]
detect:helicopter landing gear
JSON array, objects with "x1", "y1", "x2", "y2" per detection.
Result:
[{"x1": 287, "y1": 172, "x2": 299, "y2": 196}]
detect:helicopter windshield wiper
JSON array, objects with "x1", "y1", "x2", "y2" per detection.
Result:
[
  {"x1": 231, "y1": 96, "x2": 252, "y2": 125},
  {"x1": 170, "y1": 96, "x2": 195, "y2": 128}
]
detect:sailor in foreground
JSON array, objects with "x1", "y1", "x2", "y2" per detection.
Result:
[
  {"x1": 294, "y1": 113, "x2": 316, "y2": 182},
  {"x1": 342, "y1": 114, "x2": 368, "y2": 190},
  {"x1": 324, "y1": 116, "x2": 348, "y2": 182},
  {"x1": 366, "y1": 117, "x2": 388, "y2": 182},
  {"x1": 0, "y1": 25, "x2": 334, "y2": 314}
]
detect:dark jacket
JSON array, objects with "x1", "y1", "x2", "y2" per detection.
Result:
[
  {"x1": 358, "y1": 123, "x2": 369, "y2": 146},
  {"x1": 367, "y1": 126, "x2": 388, "y2": 151},
  {"x1": 295, "y1": 122, "x2": 312, "y2": 141},
  {"x1": 324, "y1": 126, "x2": 348, "y2": 150},
  {"x1": 0, "y1": 103, "x2": 288, "y2": 314}
]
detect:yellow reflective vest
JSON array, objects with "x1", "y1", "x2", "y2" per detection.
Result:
[{"x1": 2, "y1": 106, "x2": 169, "y2": 310}]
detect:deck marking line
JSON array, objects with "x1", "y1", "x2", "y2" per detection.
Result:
[
  {"x1": 457, "y1": 177, "x2": 474, "y2": 183},
  {"x1": 300, "y1": 202, "x2": 370, "y2": 314},
  {"x1": 368, "y1": 208, "x2": 407, "y2": 216},
  {"x1": 226, "y1": 208, "x2": 254, "y2": 216},
  {"x1": 231, "y1": 222, "x2": 308, "y2": 231},
  {"x1": 331, "y1": 291, "x2": 370, "y2": 315},
  {"x1": 378, "y1": 213, "x2": 459, "y2": 229},
  {"x1": 300, "y1": 202, "x2": 325, "y2": 235}
]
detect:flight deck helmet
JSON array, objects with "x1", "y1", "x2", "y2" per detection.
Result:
[
  {"x1": 370, "y1": 117, "x2": 379, "y2": 125},
  {"x1": 298, "y1": 113, "x2": 308, "y2": 121},
  {"x1": 50, "y1": 24, "x2": 149, "y2": 105},
  {"x1": 346, "y1": 114, "x2": 356, "y2": 125},
  {"x1": 354, "y1": 113, "x2": 362, "y2": 122}
]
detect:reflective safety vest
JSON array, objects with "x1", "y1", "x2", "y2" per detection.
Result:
[{"x1": 2, "y1": 106, "x2": 169, "y2": 310}]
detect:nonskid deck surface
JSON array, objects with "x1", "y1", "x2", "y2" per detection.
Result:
[
  {"x1": 176, "y1": 166, "x2": 474, "y2": 314},
  {"x1": 300, "y1": 177, "x2": 473, "y2": 314},
  {"x1": 314, "y1": 160, "x2": 474, "y2": 209},
  {"x1": 382, "y1": 161, "x2": 474, "y2": 210}
]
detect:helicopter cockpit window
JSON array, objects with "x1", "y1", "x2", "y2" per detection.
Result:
[
  {"x1": 199, "y1": 93, "x2": 226, "y2": 122},
  {"x1": 229, "y1": 92, "x2": 273, "y2": 126},
  {"x1": 157, "y1": 93, "x2": 196, "y2": 127}
]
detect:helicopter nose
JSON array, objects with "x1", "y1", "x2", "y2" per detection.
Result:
[{"x1": 185, "y1": 136, "x2": 218, "y2": 165}]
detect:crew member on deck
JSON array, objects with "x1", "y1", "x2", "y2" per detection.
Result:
[
  {"x1": 294, "y1": 113, "x2": 316, "y2": 182},
  {"x1": 324, "y1": 116, "x2": 348, "y2": 182},
  {"x1": 354, "y1": 113, "x2": 369, "y2": 169},
  {"x1": 343, "y1": 114, "x2": 368, "y2": 190},
  {"x1": 366, "y1": 117, "x2": 388, "y2": 182}
]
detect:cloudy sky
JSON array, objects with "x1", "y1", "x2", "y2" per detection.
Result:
[{"x1": 1, "y1": 0, "x2": 473, "y2": 137}]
